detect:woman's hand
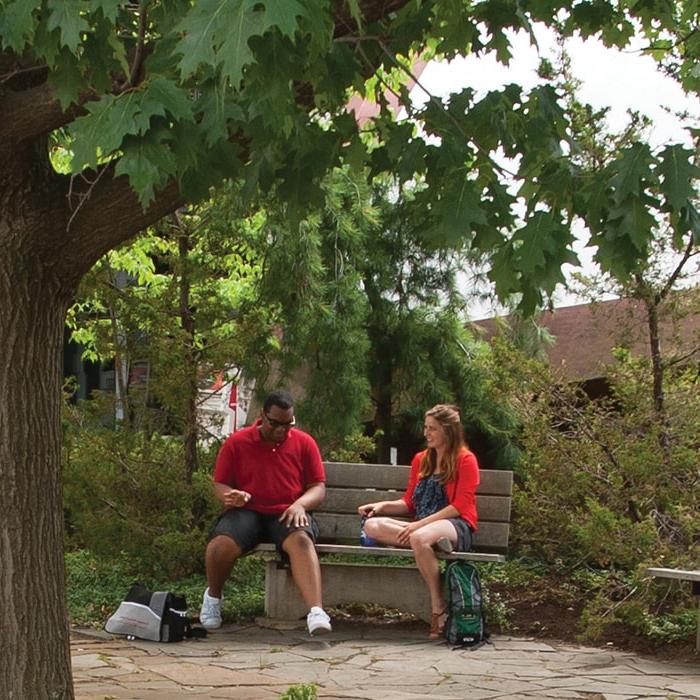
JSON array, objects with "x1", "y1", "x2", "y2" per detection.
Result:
[
  {"x1": 357, "y1": 502, "x2": 382, "y2": 517},
  {"x1": 396, "y1": 520, "x2": 422, "y2": 546}
]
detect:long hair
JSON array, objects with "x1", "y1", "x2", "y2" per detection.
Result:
[{"x1": 419, "y1": 404, "x2": 467, "y2": 484}]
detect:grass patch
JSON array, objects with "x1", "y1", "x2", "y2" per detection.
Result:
[{"x1": 66, "y1": 549, "x2": 265, "y2": 626}]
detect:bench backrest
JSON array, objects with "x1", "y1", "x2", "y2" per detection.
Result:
[{"x1": 316, "y1": 462, "x2": 513, "y2": 554}]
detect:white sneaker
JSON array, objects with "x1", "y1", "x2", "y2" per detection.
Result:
[
  {"x1": 306, "y1": 606, "x2": 332, "y2": 635},
  {"x1": 200, "y1": 588, "x2": 222, "y2": 629}
]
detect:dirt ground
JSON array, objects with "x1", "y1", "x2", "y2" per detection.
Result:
[
  {"x1": 330, "y1": 586, "x2": 699, "y2": 666},
  {"x1": 499, "y1": 592, "x2": 697, "y2": 665}
]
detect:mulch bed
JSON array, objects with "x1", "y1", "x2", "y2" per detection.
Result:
[{"x1": 329, "y1": 588, "x2": 698, "y2": 665}]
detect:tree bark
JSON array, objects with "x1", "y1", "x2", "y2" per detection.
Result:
[
  {"x1": 645, "y1": 299, "x2": 665, "y2": 419},
  {"x1": 0, "y1": 146, "x2": 75, "y2": 696},
  {"x1": 175, "y1": 220, "x2": 200, "y2": 483},
  {"x1": 0, "y1": 137, "x2": 183, "y2": 698}
]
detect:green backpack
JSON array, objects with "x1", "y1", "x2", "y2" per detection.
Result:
[{"x1": 443, "y1": 561, "x2": 489, "y2": 648}]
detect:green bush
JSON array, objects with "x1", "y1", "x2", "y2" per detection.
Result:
[
  {"x1": 487, "y1": 339, "x2": 700, "y2": 645},
  {"x1": 279, "y1": 683, "x2": 317, "y2": 700},
  {"x1": 62, "y1": 397, "x2": 220, "y2": 578},
  {"x1": 66, "y1": 549, "x2": 266, "y2": 626}
]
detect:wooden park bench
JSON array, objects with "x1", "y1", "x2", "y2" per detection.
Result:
[
  {"x1": 254, "y1": 461, "x2": 513, "y2": 622},
  {"x1": 647, "y1": 567, "x2": 700, "y2": 651}
]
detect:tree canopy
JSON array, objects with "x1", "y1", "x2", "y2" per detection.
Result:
[{"x1": 4, "y1": 0, "x2": 697, "y2": 306}]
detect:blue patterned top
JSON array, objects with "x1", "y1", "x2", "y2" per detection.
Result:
[{"x1": 413, "y1": 474, "x2": 448, "y2": 520}]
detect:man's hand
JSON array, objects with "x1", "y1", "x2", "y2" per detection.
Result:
[
  {"x1": 279, "y1": 503, "x2": 309, "y2": 528},
  {"x1": 222, "y1": 489, "x2": 251, "y2": 509}
]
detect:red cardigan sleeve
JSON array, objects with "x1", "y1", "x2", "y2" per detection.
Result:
[
  {"x1": 401, "y1": 452, "x2": 424, "y2": 514},
  {"x1": 446, "y1": 450, "x2": 480, "y2": 530}
]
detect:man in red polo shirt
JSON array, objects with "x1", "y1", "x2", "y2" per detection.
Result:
[{"x1": 200, "y1": 390, "x2": 331, "y2": 635}]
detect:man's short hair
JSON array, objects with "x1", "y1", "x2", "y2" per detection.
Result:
[{"x1": 263, "y1": 390, "x2": 294, "y2": 412}]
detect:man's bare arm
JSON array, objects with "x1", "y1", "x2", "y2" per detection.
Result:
[{"x1": 213, "y1": 481, "x2": 251, "y2": 509}]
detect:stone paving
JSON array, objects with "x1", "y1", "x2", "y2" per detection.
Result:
[{"x1": 71, "y1": 622, "x2": 700, "y2": 699}]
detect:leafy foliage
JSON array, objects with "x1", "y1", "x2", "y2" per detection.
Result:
[
  {"x1": 62, "y1": 393, "x2": 220, "y2": 578},
  {"x1": 488, "y1": 337, "x2": 700, "y2": 643},
  {"x1": 237, "y1": 170, "x2": 521, "y2": 464},
  {"x1": 5, "y1": 1, "x2": 699, "y2": 311},
  {"x1": 66, "y1": 188, "x2": 269, "y2": 440},
  {"x1": 279, "y1": 684, "x2": 318, "y2": 700}
]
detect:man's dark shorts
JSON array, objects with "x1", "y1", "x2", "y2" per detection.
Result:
[{"x1": 210, "y1": 508, "x2": 320, "y2": 554}]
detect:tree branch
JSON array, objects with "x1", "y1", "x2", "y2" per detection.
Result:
[
  {"x1": 123, "y1": 3, "x2": 148, "y2": 89},
  {"x1": 56, "y1": 166, "x2": 184, "y2": 284},
  {"x1": 659, "y1": 235, "x2": 697, "y2": 300},
  {"x1": 332, "y1": 0, "x2": 409, "y2": 37},
  {"x1": 0, "y1": 81, "x2": 89, "y2": 142}
]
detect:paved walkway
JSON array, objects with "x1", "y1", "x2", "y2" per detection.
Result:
[{"x1": 71, "y1": 622, "x2": 700, "y2": 699}]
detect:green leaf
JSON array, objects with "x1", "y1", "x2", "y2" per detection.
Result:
[
  {"x1": 512, "y1": 211, "x2": 577, "y2": 276},
  {"x1": 0, "y1": 0, "x2": 37, "y2": 50},
  {"x1": 680, "y1": 204, "x2": 700, "y2": 245},
  {"x1": 512, "y1": 212, "x2": 555, "y2": 275},
  {"x1": 430, "y1": 179, "x2": 487, "y2": 247},
  {"x1": 70, "y1": 92, "x2": 139, "y2": 169},
  {"x1": 607, "y1": 195, "x2": 658, "y2": 251},
  {"x1": 48, "y1": 48, "x2": 85, "y2": 109},
  {"x1": 175, "y1": 0, "x2": 221, "y2": 77},
  {"x1": 114, "y1": 133, "x2": 178, "y2": 207},
  {"x1": 217, "y1": 2, "x2": 265, "y2": 87},
  {"x1": 46, "y1": 0, "x2": 89, "y2": 52},
  {"x1": 175, "y1": 0, "x2": 268, "y2": 86},
  {"x1": 657, "y1": 144, "x2": 700, "y2": 213},
  {"x1": 88, "y1": 0, "x2": 120, "y2": 22},
  {"x1": 258, "y1": 0, "x2": 306, "y2": 39},
  {"x1": 195, "y1": 79, "x2": 245, "y2": 146},
  {"x1": 81, "y1": 19, "x2": 127, "y2": 92},
  {"x1": 343, "y1": 0, "x2": 363, "y2": 31},
  {"x1": 142, "y1": 77, "x2": 194, "y2": 125},
  {"x1": 608, "y1": 142, "x2": 656, "y2": 205}
]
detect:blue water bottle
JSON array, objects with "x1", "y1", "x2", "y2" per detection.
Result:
[{"x1": 359, "y1": 515, "x2": 376, "y2": 546}]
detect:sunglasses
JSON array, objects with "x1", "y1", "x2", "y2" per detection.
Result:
[{"x1": 263, "y1": 413, "x2": 296, "y2": 430}]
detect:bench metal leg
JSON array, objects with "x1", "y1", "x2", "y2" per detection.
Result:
[{"x1": 263, "y1": 560, "x2": 432, "y2": 622}]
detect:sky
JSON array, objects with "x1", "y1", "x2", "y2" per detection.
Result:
[{"x1": 410, "y1": 25, "x2": 700, "y2": 319}]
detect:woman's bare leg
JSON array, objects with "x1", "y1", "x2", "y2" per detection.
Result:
[{"x1": 408, "y1": 521, "x2": 457, "y2": 613}]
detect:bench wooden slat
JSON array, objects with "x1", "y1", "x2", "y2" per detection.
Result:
[
  {"x1": 647, "y1": 568, "x2": 700, "y2": 651},
  {"x1": 321, "y1": 488, "x2": 512, "y2": 521},
  {"x1": 647, "y1": 568, "x2": 700, "y2": 583},
  {"x1": 254, "y1": 542, "x2": 505, "y2": 563},
  {"x1": 324, "y1": 462, "x2": 513, "y2": 495},
  {"x1": 315, "y1": 512, "x2": 510, "y2": 552}
]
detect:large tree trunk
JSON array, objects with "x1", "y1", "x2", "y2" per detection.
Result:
[
  {"x1": 0, "y1": 132, "x2": 181, "y2": 698},
  {"x1": 0, "y1": 144, "x2": 75, "y2": 696}
]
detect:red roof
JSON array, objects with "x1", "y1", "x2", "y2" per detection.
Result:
[{"x1": 473, "y1": 297, "x2": 700, "y2": 381}]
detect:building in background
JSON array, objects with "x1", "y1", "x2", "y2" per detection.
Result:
[{"x1": 474, "y1": 297, "x2": 700, "y2": 397}]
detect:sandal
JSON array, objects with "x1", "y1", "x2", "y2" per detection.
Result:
[{"x1": 428, "y1": 608, "x2": 448, "y2": 640}]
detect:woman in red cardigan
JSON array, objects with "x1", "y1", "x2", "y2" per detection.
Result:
[{"x1": 357, "y1": 404, "x2": 480, "y2": 639}]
